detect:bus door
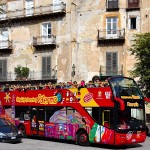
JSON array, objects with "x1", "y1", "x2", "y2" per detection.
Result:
[
  {"x1": 101, "y1": 108, "x2": 115, "y2": 128},
  {"x1": 101, "y1": 108, "x2": 115, "y2": 144},
  {"x1": 31, "y1": 107, "x2": 45, "y2": 136},
  {"x1": 102, "y1": 110, "x2": 110, "y2": 128}
]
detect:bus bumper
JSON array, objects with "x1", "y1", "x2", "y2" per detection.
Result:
[{"x1": 115, "y1": 131, "x2": 146, "y2": 146}]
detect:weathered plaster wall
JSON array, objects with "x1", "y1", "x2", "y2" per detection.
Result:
[{"x1": 2, "y1": 0, "x2": 148, "y2": 83}]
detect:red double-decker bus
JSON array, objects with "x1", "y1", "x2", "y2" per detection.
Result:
[{"x1": 0, "y1": 76, "x2": 149, "y2": 146}]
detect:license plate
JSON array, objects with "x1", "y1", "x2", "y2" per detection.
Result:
[{"x1": 11, "y1": 137, "x2": 16, "y2": 139}]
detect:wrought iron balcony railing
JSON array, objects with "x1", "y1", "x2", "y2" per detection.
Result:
[
  {"x1": 0, "y1": 2, "x2": 66, "y2": 21},
  {"x1": 33, "y1": 35, "x2": 56, "y2": 47},
  {"x1": 0, "y1": 69, "x2": 57, "y2": 82},
  {"x1": 99, "y1": 65, "x2": 123, "y2": 77},
  {"x1": 98, "y1": 28, "x2": 125, "y2": 41},
  {"x1": 0, "y1": 40, "x2": 12, "y2": 49}
]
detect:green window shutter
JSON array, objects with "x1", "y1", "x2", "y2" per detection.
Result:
[
  {"x1": 0, "y1": 59, "x2": 7, "y2": 80},
  {"x1": 106, "y1": 52, "x2": 118, "y2": 76},
  {"x1": 42, "y1": 57, "x2": 51, "y2": 79}
]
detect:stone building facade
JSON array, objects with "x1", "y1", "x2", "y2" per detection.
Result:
[{"x1": 0, "y1": 0, "x2": 149, "y2": 83}]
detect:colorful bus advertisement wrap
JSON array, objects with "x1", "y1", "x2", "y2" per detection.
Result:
[{"x1": 0, "y1": 76, "x2": 149, "y2": 146}]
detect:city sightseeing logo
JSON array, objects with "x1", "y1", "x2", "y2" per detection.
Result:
[
  {"x1": 83, "y1": 93, "x2": 93, "y2": 103},
  {"x1": 4, "y1": 93, "x2": 11, "y2": 103},
  {"x1": 126, "y1": 131, "x2": 133, "y2": 140},
  {"x1": 105, "y1": 92, "x2": 111, "y2": 99}
]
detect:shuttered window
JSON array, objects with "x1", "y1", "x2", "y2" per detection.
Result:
[
  {"x1": 0, "y1": 59, "x2": 7, "y2": 80},
  {"x1": 107, "y1": 0, "x2": 118, "y2": 9},
  {"x1": 0, "y1": 4, "x2": 6, "y2": 19},
  {"x1": 106, "y1": 52, "x2": 118, "y2": 76},
  {"x1": 128, "y1": 0, "x2": 139, "y2": 8},
  {"x1": 42, "y1": 57, "x2": 51, "y2": 79}
]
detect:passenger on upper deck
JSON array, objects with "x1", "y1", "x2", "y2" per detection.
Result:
[
  {"x1": 114, "y1": 81, "x2": 123, "y2": 97},
  {"x1": 78, "y1": 80, "x2": 86, "y2": 90}
]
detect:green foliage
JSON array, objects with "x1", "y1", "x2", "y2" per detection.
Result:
[
  {"x1": 14, "y1": 65, "x2": 22, "y2": 78},
  {"x1": 129, "y1": 33, "x2": 150, "y2": 97},
  {"x1": 14, "y1": 66, "x2": 29, "y2": 79},
  {"x1": 21, "y1": 67, "x2": 29, "y2": 78}
]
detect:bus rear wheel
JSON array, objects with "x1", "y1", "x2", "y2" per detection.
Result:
[
  {"x1": 77, "y1": 131, "x2": 89, "y2": 146},
  {"x1": 18, "y1": 125, "x2": 26, "y2": 137}
]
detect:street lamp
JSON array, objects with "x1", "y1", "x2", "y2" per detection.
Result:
[{"x1": 71, "y1": 64, "x2": 76, "y2": 77}]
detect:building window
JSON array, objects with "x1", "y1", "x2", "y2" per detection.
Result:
[
  {"x1": 128, "y1": 0, "x2": 139, "y2": 8},
  {"x1": 42, "y1": 23, "x2": 51, "y2": 43},
  {"x1": 0, "y1": 60, "x2": 7, "y2": 80},
  {"x1": 0, "y1": 29, "x2": 8, "y2": 48},
  {"x1": 25, "y1": 0, "x2": 34, "y2": 16},
  {"x1": 0, "y1": 4, "x2": 6, "y2": 20},
  {"x1": 106, "y1": 52, "x2": 118, "y2": 76},
  {"x1": 130, "y1": 17, "x2": 136, "y2": 29},
  {"x1": 107, "y1": 0, "x2": 118, "y2": 9},
  {"x1": 42, "y1": 57, "x2": 51, "y2": 79},
  {"x1": 53, "y1": 0, "x2": 62, "y2": 12},
  {"x1": 106, "y1": 17, "x2": 118, "y2": 38}
]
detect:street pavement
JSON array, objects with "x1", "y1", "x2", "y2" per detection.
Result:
[{"x1": 0, "y1": 136, "x2": 150, "y2": 150}]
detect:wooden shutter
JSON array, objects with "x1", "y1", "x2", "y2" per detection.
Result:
[
  {"x1": 42, "y1": 57, "x2": 51, "y2": 79},
  {"x1": 106, "y1": 52, "x2": 118, "y2": 76},
  {"x1": 108, "y1": 0, "x2": 118, "y2": 9},
  {"x1": 0, "y1": 59, "x2": 7, "y2": 80},
  {"x1": 128, "y1": 0, "x2": 139, "y2": 8}
]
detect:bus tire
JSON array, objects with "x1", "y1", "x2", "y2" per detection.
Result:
[
  {"x1": 18, "y1": 125, "x2": 26, "y2": 137},
  {"x1": 77, "y1": 130, "x2": 89, "y2": 146}
]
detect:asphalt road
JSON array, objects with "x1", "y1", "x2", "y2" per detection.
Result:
[{"x1": 0, "y1": 136, "x2": 150, "y2": 150}]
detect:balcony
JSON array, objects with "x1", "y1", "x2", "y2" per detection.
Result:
[
  {"x1": 33, "y1": 35, "x2": 56, "y2": 50},
  {"x1": 126, "y1": 0, "x2": 140, "y2": 11},
  {"x1": 98, "y1": 29, "x2": 125, "y2": 44},
  {"x1": 99, "y1": 65, "x2": 123, "y2": 77},
  {"x1": 0, "y1": 69, "x2": 57, "y2": 82},
  {"x1": 106, "y1": 0, "x2": 119, "y2": 11},
  {"x1": 0, "y1": 2, "x2": 66, "y2": 23},
  {"x1": 0, "y1": 40, "x2": 12, "y2": 53},
  {"x1": 0, "y1": 70, "x2": 57, "y2": 87}
]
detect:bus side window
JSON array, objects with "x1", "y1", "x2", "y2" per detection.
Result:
[
  {"x1": 20, "y1": 112, "x2": 25, "y2": 120},
  {"x1": 45, "y1": 106, "x2": 64, "y2": 122},
  {"x1": 45, "y1": 107, "x2": 55, "y2": 122}
]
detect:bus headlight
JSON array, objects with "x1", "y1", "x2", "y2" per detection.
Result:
[{"x1": 118, "y1": 125, "x2": 130, "y2": 130}]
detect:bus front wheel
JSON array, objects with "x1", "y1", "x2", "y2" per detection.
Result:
[
  {"x1": 18, "y1": 125, "x2": 26, "y2": 137},
  {"x1": 77, "y1": 131, "x2": 89, "y2": 146}
]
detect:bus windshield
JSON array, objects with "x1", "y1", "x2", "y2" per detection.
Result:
[
  {"x1": 109, "y1": 77, "x2": 143, "y2": 99},
  {"x1": 117, "y1": 108, "x2": 145, "y2": 131}
]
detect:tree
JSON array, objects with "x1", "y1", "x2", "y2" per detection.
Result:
[{"x1": 129, "y1": 32, "x2": 150, "y2": 97}]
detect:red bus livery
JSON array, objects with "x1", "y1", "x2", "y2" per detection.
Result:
[{"x1": 0, "y1": 76, "x2": 149, "y2": 146}]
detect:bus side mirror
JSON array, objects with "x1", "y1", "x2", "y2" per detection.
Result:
[{"x1": 114, "y1": 97, "x2": 125, "y2": 111}]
